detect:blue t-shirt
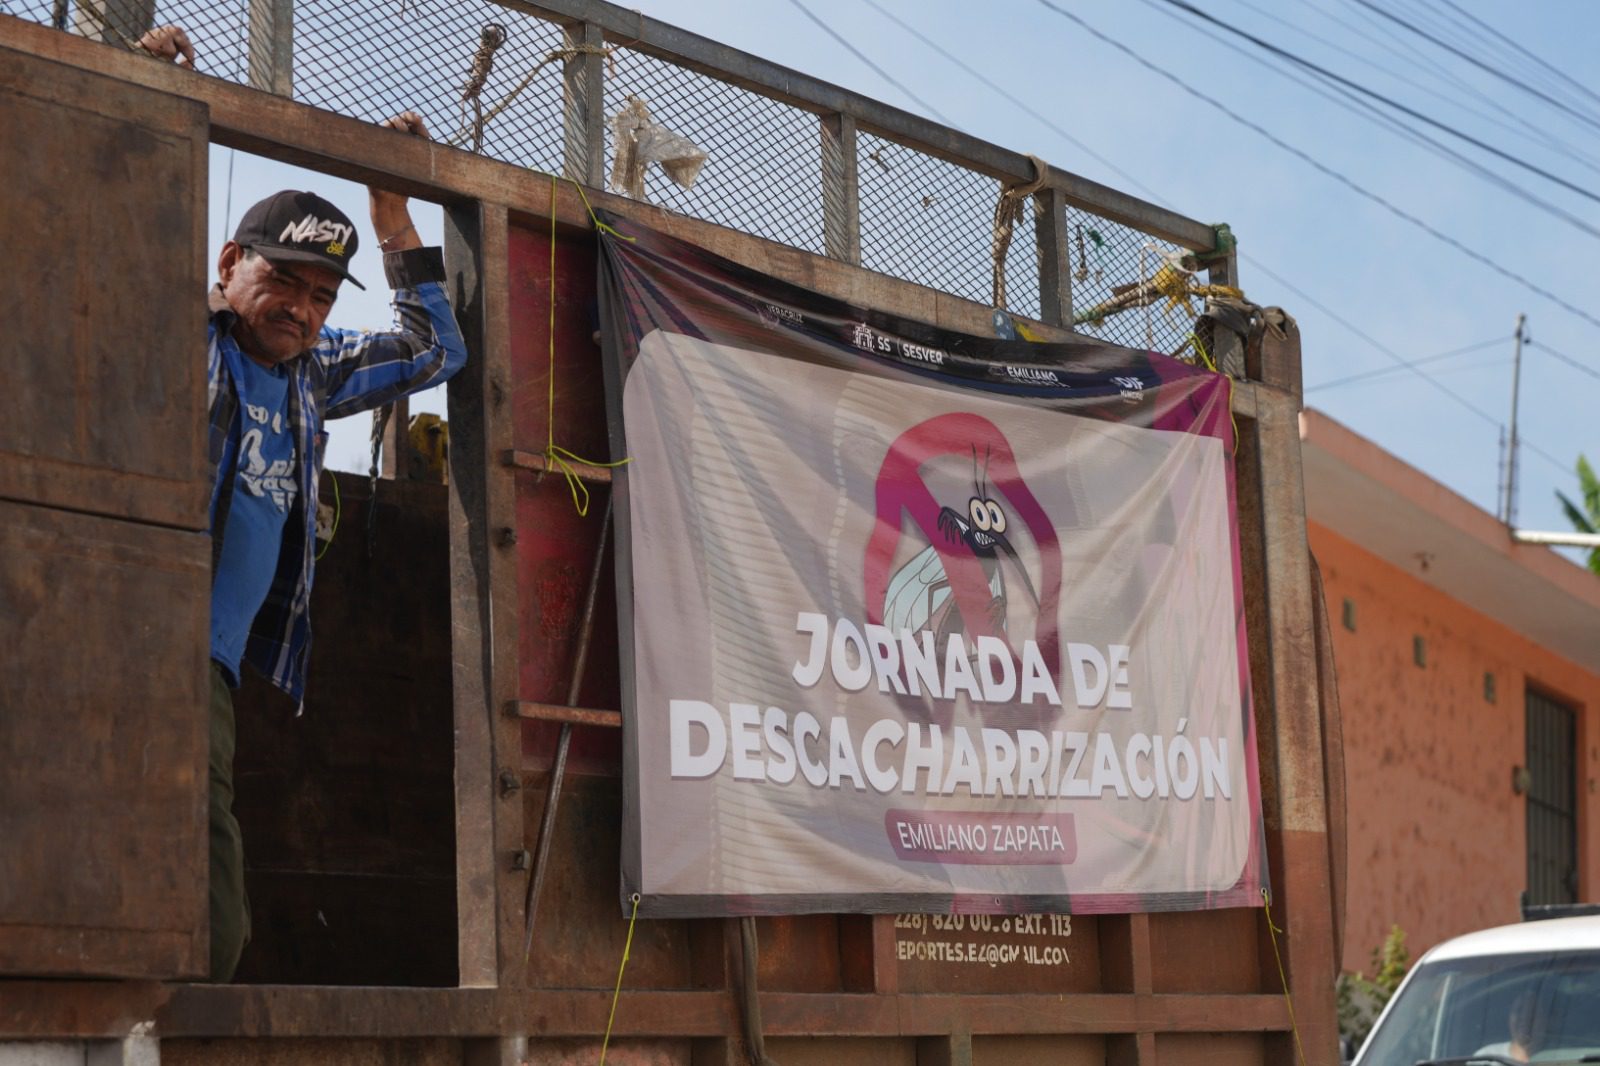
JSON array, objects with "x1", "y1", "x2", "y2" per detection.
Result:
[{"x1": 210, "y1": 346, "x2": 299, "y2": 685}]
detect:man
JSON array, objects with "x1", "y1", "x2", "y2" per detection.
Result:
[{"x1": 204, "y1": 116, "x2": 467, "y2": 980}]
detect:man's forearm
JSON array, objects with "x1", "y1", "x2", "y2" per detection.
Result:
[
  {"x1": 372, "y1": 202, "x2": 422, "y2": 254},
  {"x1": 369, "y1": 111, "x2": 431, "y2": 254}
]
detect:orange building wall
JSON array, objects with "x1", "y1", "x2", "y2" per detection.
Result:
[{"x1": 1307, "y1": 522, "x2": 1600, "y2": 974}]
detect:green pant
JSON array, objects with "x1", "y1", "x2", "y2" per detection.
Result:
[{"x1": 209, "y1": 663, "x2": 251, "y2": 981}]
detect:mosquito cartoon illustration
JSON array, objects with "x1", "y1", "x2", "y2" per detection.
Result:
[{"x1": 882, "y1": 445, "x2": 1040, "y2": 650}]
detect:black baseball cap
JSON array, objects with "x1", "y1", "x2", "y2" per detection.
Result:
[{"x1": 232, "y1": 190, "x2": 365, "y2": 290}]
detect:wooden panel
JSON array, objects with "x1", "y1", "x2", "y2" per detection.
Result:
[
  {"x1": 446, "y1": 201, "x2": 526, "y2": 988},
  {"x1": 754, "y1": 916, "x2": 842, "y2": 992},
  {"x1": 893, "y1": 913, "x2": 1099, "y2": 995},
  {"x1": 506, "y1": 1039, "x2": 690, "y2": 1065},
  {"x1": 1152, "y1": 1032, "x2": 1265, "y2": 1065},
  {"x1": 760, "y1": 1039, "x2": 914, "y2": 1066},
  {"x1": 0, "y1": 980, "x2": 172, "y2": 1039},
  {"x1": 1238, "y1": 384, "x2": 1340, "y2": 1066},
  {"x1": 0, "y1": 500, "x2": 209, "y2": 978},
  {"x1": 0, "y1": 50, "x2": 207, "y2": 530},
  {"x1": 971, "y1": 1035, "x2": 1102, "y2": 1065},
  {"x1": 162, "y1": 1039, "x2": 464, "y2": 1065},
  {"x1": 230, "y1": 474, "x2": 457, "y2": 987},
  {"x1": 522, "y1": 774, "x2": 694, "y2": 990},
  {"x1": 1099, "y1": 914, "x2": 1151, "y2": 995},
  {"x1": 1148, "y1": 910, "x2": 1261, "y2": 994},
  {"x1": 129, "y1": 984, "x2": 1291, "y2": 1038}
]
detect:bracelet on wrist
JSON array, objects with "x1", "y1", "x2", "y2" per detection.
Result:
[{"x1": 377, "y1": 224, "x2": 416, "y2": 250}]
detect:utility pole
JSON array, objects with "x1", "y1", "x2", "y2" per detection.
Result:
[{"x1": 1502, "y1": 313, "x2": 1527, "y2": 525}]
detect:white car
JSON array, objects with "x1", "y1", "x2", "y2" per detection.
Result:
[{"x1": 1353, "y1": 913, "x2": 1600, "y2": 1065}]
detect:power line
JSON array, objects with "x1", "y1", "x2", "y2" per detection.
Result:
[
  {"x1": 1137, "y1": 0, "x2": 1600, "y2": 242},
  {"x1": 1032, "y1": 0, "x2": 1600, "y2": 337},
  {"x1": 780, "y1": 0, "x2": 956, "y2": 128},
  {"x1": 1306, "y1": 336, "x2": 1509, "y2": 391},
  {"x1": 856, "y1": 0, "x2": 1176, "y2": 208},
  {"x1": 1380, "y1": 0, "x2": 1575, "y2": 109},
  {"x1": 1300, "y1": 0, "x2": 1556, "y2": 144},
  {"x1": 1242, "y1": 256, "x2": 1570, "y2": 473},
  {"x1": 1148, "y1": 0, "x2": 1600, "y2": 208},
  {"x1": 810, "y1": 0, "x2": 1580, "y2": 477},
  {"x1": 1431, "y1": 0, "x2": 1600, "y2": 115},
  {"x1": 1530, "y1": 340, "x2": 1600, "y2": 385},
  {"x1": 1403, "y1": 0, "x2": 1589, "y2": 111},
  {"x1": 1215, "y1": 0, "x2": 1600, "y2": 178},
  {"x1": 1344, "y1": 0, "x2": 1600, "y2": 135}
]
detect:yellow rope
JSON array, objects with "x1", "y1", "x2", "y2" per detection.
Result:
[
  {"x1": 1187, "y1": 330, "x2": 1215, "y2": 372},
  {"x1": 598, "y1": 893, "x2": 642, "y2": 1065},
  {"x1": 1262, "y1": 888, "x2": 1310, "y2": 1066},
  {"x1": 567, "y1": 175, "x2": 637, "y2": 244},
  {"x1": 1184, "y1": 329, "x2": 1242, "y2": 450},
  {"x1": 545, "y1": 176, "x2": 631, "y2": 516}
]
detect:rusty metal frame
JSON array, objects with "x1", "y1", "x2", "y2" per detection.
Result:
[
  {"x1": 520, "y1": 497, "x2": 613, "y2": 966},
  {"x1": 0, "y1": 11, "x2": 1337, "y2": 1061}
]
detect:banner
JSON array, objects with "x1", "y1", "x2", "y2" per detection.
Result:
[{"x1": 599, "y1": 216, "x2": 1263, "y2": 917}]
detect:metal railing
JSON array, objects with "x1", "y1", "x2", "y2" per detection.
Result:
[{"x1": 8, "y1": 0, "x2": 1234, "y2": 355}]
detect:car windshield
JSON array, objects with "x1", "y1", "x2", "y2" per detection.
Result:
[{"x1": 1358, "y1": 949, "x2": 1600, "y2": 1065}]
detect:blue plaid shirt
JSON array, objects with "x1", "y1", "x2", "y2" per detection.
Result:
[{"x1": 207, "y1": 246, "x2": 467, "y2": 703}]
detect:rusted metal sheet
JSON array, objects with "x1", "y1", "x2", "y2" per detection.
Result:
[
  {"x1": 0, "y1": 48, "x2": 207, "y2": 531},
  {"x1": 0, "y1": 501, "x2": 209, "y2": 979},
  {"x1": 508, "y1": 219, "x2": 622, "y2": 777}
]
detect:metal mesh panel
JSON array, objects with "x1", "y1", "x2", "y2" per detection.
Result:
[
  {"x1": 293, "y1": 1, "x2": 567, "y2": 173},
  {"x1": 601, "y1": 45, "x2": 825, "y2": 255},
  {"x1": 4, "y1": 0, "x2": 569, "y2": 172},
  {"x1": 858, "y1": 131, "x2": 1042, "y2": 323},
  {"x1": 4, "y1": 0, "x2": 248, "y2": 78},
  {"x1": 5, "y1": 2, "x2": 1208, "y2": 341},
  {"x1": 1064, "y1": 204, "x2": 1200, "y2": 357}
]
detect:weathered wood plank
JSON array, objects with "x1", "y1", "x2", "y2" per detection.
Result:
[
  {"x1": 1238, "y1": 375, "x2": 1339, "y2": 1064},
  {"x1": 0, "y1": 981, "x2": 171, "y2": 1039},
  {"x1": 147, "y1": 985, "x2": 1291, "y2": 1037},
  {"x1": 512, "y1": 701, "x2": 622, "y2": 728},
  {"x1": 0, "y1": 502, "x2": 209, "y2": 979},
  {"x1": 559, "y1": 20, "x2": 606, "y2": 186},
  {"x1": 503, "y1": 449, "x2": 614, "y2": 483},
  {"x1": 447, "y1": 201, "x2": 525, "y2": 988},
  {"x1": 0, "y1": 44, "x2": 208, "y2": 530}
]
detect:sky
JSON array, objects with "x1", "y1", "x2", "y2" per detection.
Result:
[{"x1": 199, "y1": 0, "x2": 1598, "y2": 552}]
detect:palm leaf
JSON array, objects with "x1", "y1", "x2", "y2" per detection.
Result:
[
  {"x1": 1557, "y1": 491, "x2": 1598, "y2": 535},
  {"x1": 1578, "y1": 454, "x2": 1600, "y2": 521}
]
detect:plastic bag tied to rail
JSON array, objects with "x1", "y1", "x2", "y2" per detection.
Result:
[{"x1": 608, "y1": 96, "x2": 708, "y2": 201}]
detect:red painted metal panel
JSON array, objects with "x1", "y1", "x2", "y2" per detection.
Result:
[{"x1": 508, "y1": 221, "x2": 621, "y2": 774}]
